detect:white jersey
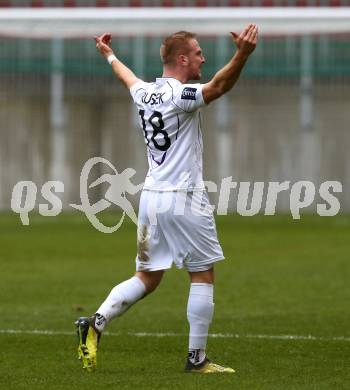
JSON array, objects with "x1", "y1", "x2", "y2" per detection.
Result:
[{"x1": 130, "y1": 77, "x2": 206, "y2": 191}]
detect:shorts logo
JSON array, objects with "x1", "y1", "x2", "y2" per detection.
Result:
[{"x1": 181, "y1": 87, "x2": 197, "y2": 100}]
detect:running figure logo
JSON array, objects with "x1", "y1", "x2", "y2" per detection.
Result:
[{"x1": 71, "y1": 157, "x2": 143, "y2": 233}]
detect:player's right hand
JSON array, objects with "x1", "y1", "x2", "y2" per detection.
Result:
[
  {"x1": 230, "y1": 24, "x2": 258, "y2": 57},
  {"x1": 94, "y1": 33, "x2": 114, "y2": 58}
]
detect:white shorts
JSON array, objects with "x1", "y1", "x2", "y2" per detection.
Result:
[{"x1": 135, "y1": 190, "x2": 225, "y2": 273}]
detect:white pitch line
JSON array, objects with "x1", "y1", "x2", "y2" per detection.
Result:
[{"x1": 0, "y1": 329, "x2": 349, "y2": 342}]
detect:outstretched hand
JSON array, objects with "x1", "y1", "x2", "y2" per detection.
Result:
[
  {"x1": 231, "y1": 24, "x2": 258, "y2": 57},
  {"x1": 94, "y1": 33, "x2": 114, "y2": 58}
]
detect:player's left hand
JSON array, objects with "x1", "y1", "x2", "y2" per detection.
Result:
[{"x1": 94, "y1": 33, "x2": 114, "y2": 58}]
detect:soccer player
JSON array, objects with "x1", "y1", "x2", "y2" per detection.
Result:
[{"x1": 76, "y1": 24, "x2": 258, "y2": 373}]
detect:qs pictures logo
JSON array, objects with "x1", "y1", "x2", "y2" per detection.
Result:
[{"x1": 11, "y1": 157, "x2": 143, "y2": 233}]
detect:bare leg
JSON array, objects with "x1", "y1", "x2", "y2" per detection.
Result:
[
  {"x1": 135, "y1": 270, "x2": 165, "y2": 294},
  {"x1": 188, "y1": 267, "x2": 214, "y2": 284}
]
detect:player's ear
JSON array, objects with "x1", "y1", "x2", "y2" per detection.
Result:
[{"x1": 178, "y1": 54, "x2": 189, "y2": 66}]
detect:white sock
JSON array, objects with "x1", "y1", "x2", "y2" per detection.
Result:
[
  {"x1": 187, "y1": 283, "x2": 214, "y2": 365},
  {"x1": 188, "y1": 349, "x2": 206, "y2": 365},
  {"x1": 95, "y1": 276, "x2": 146, "y2": 332}
]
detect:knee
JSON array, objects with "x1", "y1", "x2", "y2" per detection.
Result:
[
  {"x1": 189, "y1": 267, "x2": 214, "y2": 284},
  {"x1": 135, "y1": 270, "x2": 164, "y2": 295},
  {"x1": 144, "y1": 283, "x2": 158, "y2": 294}
]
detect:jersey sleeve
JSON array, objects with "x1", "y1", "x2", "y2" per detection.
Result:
[
  {"x1": 129, "y1": 80, "x2": 147, "y2": 103},
  {"x1": 173, "y1": 83, "x2": 206, "y2": 113}
]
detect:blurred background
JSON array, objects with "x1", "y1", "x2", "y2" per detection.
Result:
[{"x1": 0, "y1": 1, "x2": 349, "y2": 213}]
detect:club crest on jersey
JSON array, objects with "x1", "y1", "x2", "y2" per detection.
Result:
[{"x1": 181, "y1": 87, "x2": 197, "y2": 100}]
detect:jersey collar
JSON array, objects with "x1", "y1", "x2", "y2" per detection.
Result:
[{"x1": 156, "y1": 77, "x2": 182, "y2": 84}]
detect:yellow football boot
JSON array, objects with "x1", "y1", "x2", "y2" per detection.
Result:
[
  {"x1": 75, "y1": 317, "x2": 101, "y2": 372},
  {"x1": 185, "y1": 358, "x2": 235, "y2": 374}
]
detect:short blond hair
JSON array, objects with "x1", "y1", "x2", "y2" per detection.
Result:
[{"x1": 160, "y1": 31, "x2": 197, "y2": 65}]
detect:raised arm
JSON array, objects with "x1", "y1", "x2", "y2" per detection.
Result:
[
  {"x1": 202, "y1": 24, "x2": 258, "y2": 105},
  {"x1": 94, "y1": 33, "x2": 142, "y2": 89}
]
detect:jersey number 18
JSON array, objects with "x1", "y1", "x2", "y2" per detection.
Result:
[{"x1": 139, "y1": 110, "x2": 171, "y2": 152}]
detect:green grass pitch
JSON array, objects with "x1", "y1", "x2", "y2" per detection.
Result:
[{"x1": 0, "y1": 213, "x2": 349, "y2": 389}]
